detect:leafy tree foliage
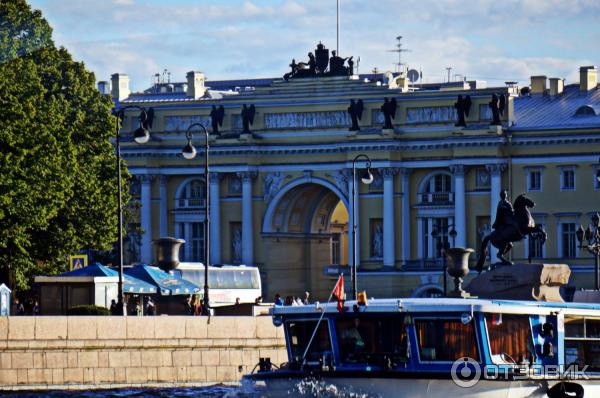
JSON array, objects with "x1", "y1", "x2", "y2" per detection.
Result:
[{"x1": 0, "y1": 0, "x2": 123, "y2": 290}]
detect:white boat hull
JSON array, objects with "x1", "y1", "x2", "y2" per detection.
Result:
[{"x1": 246, "y1": 376, "x2": 599, "y2": 397}]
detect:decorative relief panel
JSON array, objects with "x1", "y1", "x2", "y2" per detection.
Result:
[
  {"x1": 371, "y1": 109, "x2": 385, "y2": 126},
  {"x1": 479, "y1": 104, "x2": 492, "y2": 120},
  {"x1": 406, "y1": 106, "x2": 455, "y2": 124},
  {"x1": 264, "y1": 111, "x2": 351, "y2": 129},
  {"x1": 232, "y1": 115, "x2": 243, "y2": 130},
  {"x1": 164, "y1": 115, "x2": 211, "y2": 132}
]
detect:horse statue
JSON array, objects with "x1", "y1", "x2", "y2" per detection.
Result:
[{"x1": 476, "y1": 193, "x2": 546, "y2": 273}]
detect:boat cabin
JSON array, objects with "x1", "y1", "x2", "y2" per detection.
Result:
[{"x1": 271, "y1": 298, "x2": 600, "y2": 376}]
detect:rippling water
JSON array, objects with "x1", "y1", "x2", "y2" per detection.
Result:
[{"x1": 1, "y1": 386, "x2": 260, "y2": 398}]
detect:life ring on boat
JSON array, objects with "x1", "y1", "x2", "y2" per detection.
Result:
[{"x1": 547, "y1": 381, "x2": 584, "y2": 398}]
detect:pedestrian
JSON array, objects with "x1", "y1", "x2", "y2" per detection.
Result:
[
  {"x1": 235, "y1": 297, "x2": 241, "y2": 305},
  {"x1": 184, "y1": 295, "x2": 193, "y2": 315},
  {"x1": 303, "y1": 291, "x2": 310, "y2": 305},
  {"x1": 14, "y1": 299, "x2": 24, "y2": 316},
  {"x1": 110, "y1": 299, "x2": 118, "y2": 315},
  {"x1": 274, "y1": 293, "x2": 284, "y2": 306},
  {"x1": 32, "y1": 300, "x2": 40, "y2": 315},
  {"x1": 145, "y1": 297, "x2": 155, "y2": 316},
  {"x1": 254, "y1": 296, "x2": 263, "y2": 305}
]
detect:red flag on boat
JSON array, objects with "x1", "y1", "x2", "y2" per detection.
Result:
[{"x1": 332, "y1": 274, "x2": 345, "y2": 312}]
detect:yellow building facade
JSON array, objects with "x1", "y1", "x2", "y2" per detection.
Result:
[{"x1": 113, "y1": 62, "x2": 600, "y2": 301}]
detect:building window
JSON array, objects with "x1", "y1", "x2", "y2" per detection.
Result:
[
  {"x1": 561, "y1": 169, "x2": 575, "y2": 191},
  {"x1": 331, "y1": 233, "x2": 341, "y2": 265},
  {"x1": 561, "y1": 222, "x2": 577, "y2": 259},
  {"x1": 177, "y1": 179, "x2": 206, "y2": 208},
  {"x1": 528, "y1": 170, "x2": 542, "y2": 191},
  {"x1": 528, "y1": 224, "x2": 544, "y2": 259},
  {"x1": 190, "y1": 222, "x2": 205, "y2": 262}
]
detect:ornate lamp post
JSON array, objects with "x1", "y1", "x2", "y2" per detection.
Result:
[
  {"x1": 431, "y1": 224, "x2": 457, "y2": 297},
  {"x1": 114, "y1": 106, "x2": 152, "y2": 315},
  {"x1": 351, "y1": 154, "x2": 374, "y2": 300},
  {"x1": 181, "y1": 123, "x2": 211, "y2": 314},
  {"x1": 577, "y1": 213, "x2": 600, "y2": 291}
]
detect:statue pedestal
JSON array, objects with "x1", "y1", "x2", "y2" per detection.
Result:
[
  {"x1": 464, "y1": 263, "x2": 571, "y2": 302},
  {"x1": 488, "y1": 125, "x2": 503, "y2": 135}
]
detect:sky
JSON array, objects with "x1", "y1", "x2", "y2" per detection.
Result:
[{"x1": 28, "y1": 0, "x2": 600, "y2": 93}]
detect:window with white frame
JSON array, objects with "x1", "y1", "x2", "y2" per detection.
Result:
[
  {"x1": 527, "y1": 170, "x2": 542, "y2": 191},
  {"x1": 561, "y1": 169, "x2": 575, "y2": 191},
  {"x1": 527, "y1": 223, "x2": 544, "y2": 259},
  {"x1": 561, "y1": 222, "x2": 577, "y2": 259}
]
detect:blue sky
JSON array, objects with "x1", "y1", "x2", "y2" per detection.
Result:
[{"x1": 29, "y1": 0, "x2": 600, "y2": 92}]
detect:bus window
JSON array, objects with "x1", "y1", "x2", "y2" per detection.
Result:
[
  {"x1": 485, "y1": 314, "x2": 533, "y2": 364},
  {"x1": 415, "y1": 319, "x2": 478, "y2": 362},
  {"x1": 335, "y1": 316, "x2": 408, "y2": 366},
  {"x1": 286, "y1": 320, "x2": 332, "y2": 362}
]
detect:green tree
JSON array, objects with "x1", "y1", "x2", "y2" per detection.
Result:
[{"x1": 0, "y1": 0, "x2": 123, "y2": 290}]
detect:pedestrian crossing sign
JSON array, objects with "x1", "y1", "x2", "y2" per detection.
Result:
[{"x1": 69, "y1": 255, "x2": 88, "y2": 271}]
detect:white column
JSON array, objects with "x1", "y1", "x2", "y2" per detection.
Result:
[
  {"x1": 401, "y1": 169, "x2": 411, "y2": 264},
  {"x1": 159, "y1": 175, "x2": 168, "y2": 237},
  {"x1": 139, "y1": 175, "x2": 154, "y2": 264},
  {"x1": 486, "y1": 164, "x2": 506, "y2": 262},
  {"x1": 209, "y1": 172, "x2": 221, "y2": 265},
  {"x1": 382, "y1": 168, "x2": 397, "y2": 267},
  {"x1": 451, "y1": 165, "x2": 466, "y2": 247},
  {"x1": 238, "y1": 171, "x2": 256, "y2": 265}
]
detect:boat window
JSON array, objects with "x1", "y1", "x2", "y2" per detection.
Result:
[
  {"x1": 564, "y1": 316, "x2": 600, "y2": 370},
  {"x1": 286, "y1": 320, "x2": 332, "y2": 362},
  {"x1": 415, "y1": 319, "x2": 478, "y2": 362},
  {"x1": 485, "y1": 314, "x2": 534, "y2": 364},
  {"x1": 335, "y1": 316, "x2": 408, "y2": 366}
]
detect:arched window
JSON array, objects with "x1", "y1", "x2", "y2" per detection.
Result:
[
  {"x1": 176, "y1": 179, "x2": 206, "y2": 208},
  {"x1": 419, "y1": 172, "x2": 453, "y2": 204}
]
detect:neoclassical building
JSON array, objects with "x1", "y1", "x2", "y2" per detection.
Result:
[{"x1": 110, "y1": 60, "x2": 600, "y2": 300}]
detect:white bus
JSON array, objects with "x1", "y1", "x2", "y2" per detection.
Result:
[{"x1": 173, "y1": 263, "x2": 262, "y2": 306}]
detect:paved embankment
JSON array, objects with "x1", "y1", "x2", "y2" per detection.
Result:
[{"x1": 0, "y1": 316, "x2": 286, "y2": 390}]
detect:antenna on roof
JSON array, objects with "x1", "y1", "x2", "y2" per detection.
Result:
[{"x1": 387, "y1": 35, "x2": 411, "y2": 73}]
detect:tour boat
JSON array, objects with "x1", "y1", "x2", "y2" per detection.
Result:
[{"x1": 244, "y1": 296, "x2": 600, "y2": 397}]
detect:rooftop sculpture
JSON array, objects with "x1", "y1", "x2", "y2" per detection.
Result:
[{"x1": 284, "y1": 42, "x2": 354, "y2": 81}]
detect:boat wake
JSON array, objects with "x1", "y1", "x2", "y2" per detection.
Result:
[{"x1": 291, "y1": 377, "x2": 377, "y2": 398}]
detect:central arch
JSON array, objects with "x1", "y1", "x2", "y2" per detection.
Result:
[{"x1": 261, "y1": 176, "x2": 349, "y2": 300}]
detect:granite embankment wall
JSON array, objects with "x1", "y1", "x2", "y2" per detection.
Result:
[{"x1": 0, "y1": 316, "x2": 287, "y2": 390}]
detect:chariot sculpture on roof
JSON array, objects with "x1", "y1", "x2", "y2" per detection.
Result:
[{"x1": 284, "y1": 42, "x2": 354, "y2": 81}]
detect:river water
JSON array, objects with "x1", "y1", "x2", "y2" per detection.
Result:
[{"x1": 1, "y1": 386, "x2": 259, "y2": 398}]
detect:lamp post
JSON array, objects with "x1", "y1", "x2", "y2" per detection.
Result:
[
  {"x1": 114, "y1": 106, "x2": 152, "y2": 315},
  {"x1": 431, "y1": 224, "x2": 457, "y2": 297},
  {"x1": 577, "y1": 213, "x2": 600, "y2": 291},
  {"x1": 181, "y1": 123, "x2": 211, "y2": 314},
  {"x1": 351, "y1": 154, "x2": 374, "y2": 300}
]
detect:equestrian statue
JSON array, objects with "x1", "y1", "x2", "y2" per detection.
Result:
[{"x1": 476, "y1": 190, "x2": 547, "y2": 273}]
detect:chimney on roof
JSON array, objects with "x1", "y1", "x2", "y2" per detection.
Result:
[
  {"x1": 579, "y1": 66, "x2": 598, "y2": 92},
  {"x1": 186, "y1": 71, "x2": 206, "y2": 99},
  {"x1": 548, "y1": 78, "x2": 564, "y2": 96},
  {"x1": 530, "y1": 75, "x2": 547, "y2": 95},
  {"x1": 110, "y1": 73, "x2": 130, "y2": 101},
  {"x1": 97, "y1": 81, "x2": 110, "y2": 96}
]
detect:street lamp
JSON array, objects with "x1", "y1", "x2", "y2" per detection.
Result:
[
  {"x1": 181, "y1": 123, "x2": 211, "y2": 314},
  {"x1": 114, "y1": 105, "x2": 152, "y2": 315},
  {"x1": 351, "y1": 154, "x2": 374, "y2": 300},
  {"x1": 577, "y1": 213, "x2": 600, "y2": 290},
  {"x1": 431, "y1": 224, "x2": 457, "y2": 297}
]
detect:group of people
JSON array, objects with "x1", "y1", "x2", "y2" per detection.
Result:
[
  {"x1": 274, "y1": 291, "x2": 310, "y2": 306},
  {"x1": 110, "y1": 296, "x2": 155, "y2": 316},
  {"x1": 184, "y1": 295, "x2": 204, "y2": 316},
  {"x1": 13, "y1": 298, "x2": 39, "y2": 315}
]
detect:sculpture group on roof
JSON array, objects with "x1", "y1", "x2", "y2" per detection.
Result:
[{"x1": 284, "y1": 42, "x2": 355, "y2": 81}]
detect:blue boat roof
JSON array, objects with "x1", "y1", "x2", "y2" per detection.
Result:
[
  {"x1": 271, "y1": 297, "x2": 600, "y2": 316},
  {"x1": 124, "y1": 264, "x2": 200, "y2": 296},
  {"x1": 59, "y1": 263, "x2": 157, "y2": 294},
  {"x1": 512, "y1": 84, "x2": 600, "y2": 130}
]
